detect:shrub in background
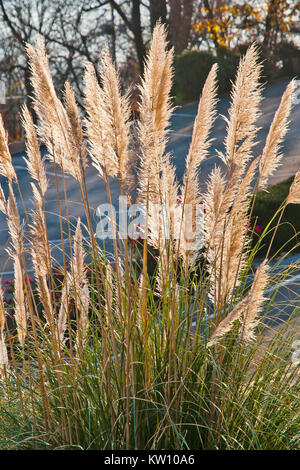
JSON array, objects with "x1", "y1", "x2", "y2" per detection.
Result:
[
  {"x1": 252, "y1": 177, "x2": 300, "y2": 257},
  {"x1": 215, "y1": 49, "x2": 240, "y2": 95},
  {"x1": 173, "y1": 50, "x2": 217, "y2": 102},
  {"x1": 277, "y1": 42, "x2": 300, "y2": 77},
  {"x1": 174, "y1": 48, "x2": 240, "y2": 102},
  {"x1": 174, "y1": 41, "x2": 300, "y2": 103}
]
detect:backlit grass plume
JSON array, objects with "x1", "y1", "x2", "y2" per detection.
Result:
[
  {"x1": 0, "y1": 115, "x2": 17, "y2": 183},
  {"x1": 21, "y1": 105, "x2": 48, "y2": 197},
  {"x1": 287, "y1": 168, "x2": 300, "y2": 205},
  {"x1": 258, "y1": 80, "x2": 294, "y2": 189},
  {"x1": 221, "y1": 43, "x2": 263, "y2": 176},
  {"x1": 26, "y1": 36, "x2": 83, "y2": 182},
  {"x1": 84, "y1": 43, "x2": 132, "y2": 184},
  {"x1": 137, "y1": 21, "x2": 174, "y2": 205}
]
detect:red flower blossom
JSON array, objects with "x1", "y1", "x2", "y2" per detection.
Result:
[
  {"x1": 199, "y1": 201, "x2": 206, "y2": 213},
  {"x1": 83, "y1": 264, "x2": 91, "y2": 273},
  {"x1": 130, "y1": 232, "x2": 142, "y2": 243}
]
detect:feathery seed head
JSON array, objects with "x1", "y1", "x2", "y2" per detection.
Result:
[
  {"x1": 21, "y1": 105, "x2": 48, "y2": 197},
  {"x1": 223, "y1": 43, "x2": 263, "y2": 173},
  {"x1": 0, "y1": 115, "x2": 17, "y2": 182},
  {"x1": 258, "y1": 80, "x2": 294, "y2": 189},
  {"x1": 287, "y1": 169, "x2": 300, "y2": 205}
]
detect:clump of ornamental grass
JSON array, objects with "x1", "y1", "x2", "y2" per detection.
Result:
[{"x1": 0, "y1": 23, "x2": 299, "y2": 450}]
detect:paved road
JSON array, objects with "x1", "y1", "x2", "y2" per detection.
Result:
[
  {"x1": 0, "y1": 78, "x2": 299, "y2": 291},
  {"x1": 169, "y1": 78, "x2": 300, "y2": 187}
]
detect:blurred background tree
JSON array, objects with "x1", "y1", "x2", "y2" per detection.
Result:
[
  {"x1": 180, "y1": 0, "x2": 300, "y2": 101},
  {"x1": 0, "y1": 0, "x2": 299, "y2": 140},
  {"x1": 192, "y1": 0, "x2": 300, "y2": 53}
]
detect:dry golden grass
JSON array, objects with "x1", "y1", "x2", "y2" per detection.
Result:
[
  {"x1": 0, "y1": 23, "x2": 298, "y2": 450},
  {"x1": 0, "y1": 20, "x2": 297, "y2": 364}
]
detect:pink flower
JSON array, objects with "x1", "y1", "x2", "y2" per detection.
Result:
[
  {"x1": 4, "y1": 280, "x2": 10, "y2": 285},
  {"x1": 254, "y1": 225, "x2": 261, "y2": 233},
  {"x1": 130, "y1": 233, "x2": 142, "y2": 243}
]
